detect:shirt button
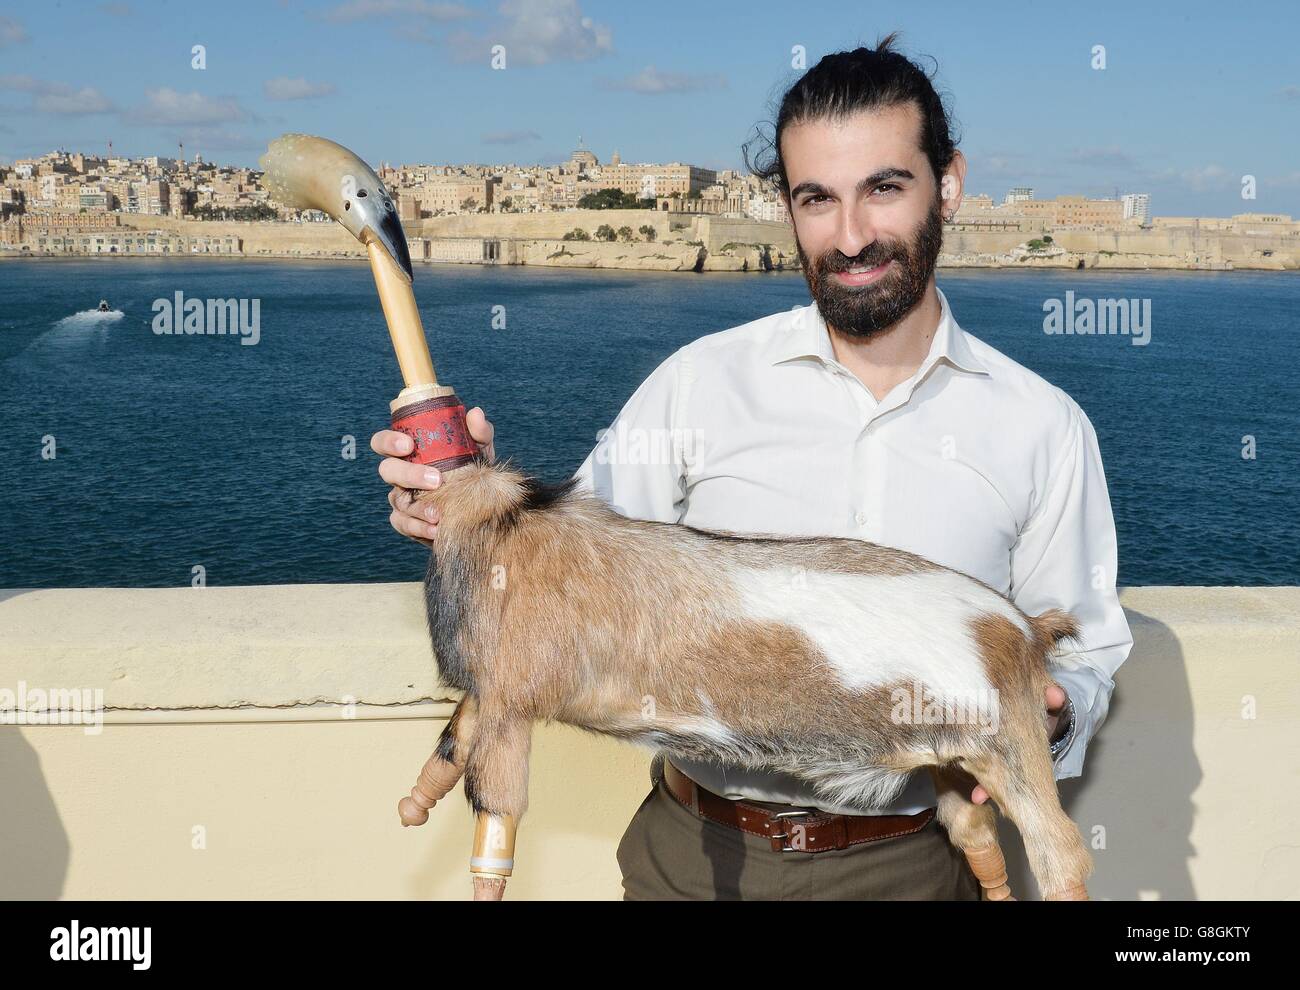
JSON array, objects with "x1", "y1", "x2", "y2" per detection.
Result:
[{"x1": 854, "y1": 511, "x2": 867, "y2": 526}]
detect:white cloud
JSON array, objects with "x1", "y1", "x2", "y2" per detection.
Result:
[
  {"x1": 601, "y1": 65, "x2": 726, "y2": 94},
  {"x1": 965, "y1": 149, "x2": 1060, "y2": 182},
  {"x1": 1065, "y1": 146, "x2": 1139, "y2": 170},
  {"x1": 174, "y1": 128, "x2": 266, "y2": 153},
  {"x1": 0, "y1": 74, "x2": 114, "y2": 115},
  {"x1": 263, "y1": 77, "x2": 336, "y2": 101},
  {"x1": 0, "y1": 74, "x2": 40, "y2": 91},
  {"x1": 0, "y1": 15, "x2": 27, "y2": 48},
  {"x1": 37, "y1": 87, "x2": 115, "y2": 115},
  {"x1": 1268, "y1": 170, "x2": 1300, "y2": 188},
  {"x1": 1158, "y1": 164, "x2": 1234, "y2": 192},
  {"x1": 321, "y1": 0, "x2": 472, "y2": 22},
  {"x1": 128, "y1": 88, "x2": 249, "y2": 126},
  {"x1": 453, "y1": 0, "x2": 612, "y2": 66}
]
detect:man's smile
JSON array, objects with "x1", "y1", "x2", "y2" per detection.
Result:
[{"x1": 832, "y1": 259, "x2": 894, "y2": 286}]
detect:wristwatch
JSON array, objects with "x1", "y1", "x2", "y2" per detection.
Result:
[{"x1": 1049, "y1": 694, "x2": 1076, "y2": 758}]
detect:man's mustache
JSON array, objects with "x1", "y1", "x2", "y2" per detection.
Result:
[{"x1": 816, "y1": 242, "x2": 904, "y2": 274}]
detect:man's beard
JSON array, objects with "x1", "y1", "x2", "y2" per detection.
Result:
[{"x1": 797, "y1": 198, "x2": 945, "y2": 339}]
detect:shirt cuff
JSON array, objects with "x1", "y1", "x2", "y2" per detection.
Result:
[
  {"x1": 1048, "y1": 663, "x2": 1112, "y2": 780},
  {"x1": 1049, "y1": 692, "x2": 1076, "y2": 756}
]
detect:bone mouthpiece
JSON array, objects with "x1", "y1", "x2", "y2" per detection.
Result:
[{"x1": 259, "y1": 132, "x2": 412, "y2": 280}]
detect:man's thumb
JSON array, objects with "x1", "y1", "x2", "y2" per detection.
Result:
[{"x1": 467, "y1": 407, "x2": 495, "y2": 454}]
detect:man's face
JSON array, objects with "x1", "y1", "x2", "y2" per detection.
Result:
[{"x1": 781, "y1": 103, "x2": 953, "y2": 338}]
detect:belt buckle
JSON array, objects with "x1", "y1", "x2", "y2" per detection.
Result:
[{"x1": 768, "y1": 809, "x2": 812, "y2": 853}]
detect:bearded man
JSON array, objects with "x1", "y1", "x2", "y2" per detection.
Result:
[{"x1": 372, "y1": 34, "x2": 1132, "y2": 900}]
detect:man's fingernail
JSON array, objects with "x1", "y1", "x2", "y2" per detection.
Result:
[
  {"x1": 397, "y1": 435, "x2": 413, "y2": 452},
  {"x1": 427, "y1": 524, "x2": 438, "y2": 538},
  {"x1": 423, "y1": 469, "x2": 441, "y2": 487},
  {"x1": 425, "y1": 506, "x2": 438, "y2": 521}
]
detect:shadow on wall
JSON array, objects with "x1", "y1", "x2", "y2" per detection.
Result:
[
  {"x1": 0, "y1": 728, "x2": 70, "y2": 899},
  {"x1": 1000, "y1": 608, "x2": 1200, "y2": 900},
  {"x1": 0, "y1": 588, "x2": 71, "y2": 899}
]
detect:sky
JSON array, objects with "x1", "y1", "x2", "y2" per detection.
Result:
[{"x1": 0, "y1": 0, "x2": 1297, "y2": 217}]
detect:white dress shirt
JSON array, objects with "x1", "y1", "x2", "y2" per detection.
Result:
[{"x1": 572, "y1": 286, "x2": 1133, "y2": 815}]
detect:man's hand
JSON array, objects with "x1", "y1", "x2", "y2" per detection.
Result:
[
  {"x1": 371, "y1": 406, "x2": 496, "y2": 547},
  {"x1": 970, "y1": 684, "x2": 1069, "y2": 805}
]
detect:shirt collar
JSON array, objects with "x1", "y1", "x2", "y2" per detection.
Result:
[{"x1": 770, "y1": 286, "x2": 989, "y2": 378}]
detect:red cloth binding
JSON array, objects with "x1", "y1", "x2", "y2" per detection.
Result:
[{"x1": 391, "y1": 393, "x2": 478, "y2": 470}]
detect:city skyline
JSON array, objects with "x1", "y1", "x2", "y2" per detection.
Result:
[
  {"x1": 8, "y1": 143, "x2": 1179, "y2": 228},
  {"x1": 0, "y1": 0, "x2": 1297, "y2": 216}
]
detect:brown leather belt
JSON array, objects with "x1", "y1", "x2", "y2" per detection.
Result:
[{"x1": 662, "y1": 758, "x2": 935, "y2": 854}]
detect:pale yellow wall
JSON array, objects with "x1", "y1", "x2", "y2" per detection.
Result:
[
  {"x1": 11, "y1": 212, "x2": 1296, "y2": 270},
  {"x1": 1, "y1": 585, "x2": 1297, "y2": 900},
  {"x1": 417, "y1": 208, "x2": 674, "y2": 241},
  {"x1": 4, "y1": 713, "x2": 650, "y2": 900},
  {"x1": 695, "y1": 215, "x2": 796, "y2": 255},
  {"x1": 114, "y1": 212, "x2": 366, "y2": 258}
]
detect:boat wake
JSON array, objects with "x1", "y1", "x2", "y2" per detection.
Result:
[
  {"x1": 6, "y1": 307, "x2": 126, "y2": 362},
  {"x1": 54, "y1": 308, "x2": 125, "y2": 329}
]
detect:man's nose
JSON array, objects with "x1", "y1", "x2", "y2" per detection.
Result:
[{"x1": 833, "y1": 204, "x2": 877, "y2": 259}]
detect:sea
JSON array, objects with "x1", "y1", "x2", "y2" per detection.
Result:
[{"x1": 1, "y1": 258, "x2": 1297, "y2": 588}]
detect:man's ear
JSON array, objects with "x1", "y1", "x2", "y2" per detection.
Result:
[{"x1": 940, "y1": 150, "x2": 967, "y2": 219}]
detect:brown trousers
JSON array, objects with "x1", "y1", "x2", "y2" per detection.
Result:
[{"x1": 616, "y1": 776, "x2": 983, "y2": 901}]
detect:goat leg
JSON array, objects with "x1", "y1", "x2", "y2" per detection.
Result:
[
  {"x1": 398, "y1": 695, "x2": 479, "y2": 826},
  {"x1": 462, "y1": 713, "x2": 531, "y2": 900},
  {"x1": 959, "y1": 727, "x2": 1093, "y2": 900},
  {"x1": 1044, "y1": 883, "x2": 1089, "y2": 901}
]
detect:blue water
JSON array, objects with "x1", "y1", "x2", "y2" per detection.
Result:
[{"x1": 1, "y1": 259, "x2": 1297, "y2": 588}]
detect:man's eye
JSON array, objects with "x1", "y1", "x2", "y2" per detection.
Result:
[
  {"x1": 802, "y1": 194, "x2": 830, "y2": 206},
  {"x1": 873, "y1": 183, "x2": 901, "y2": 195}
]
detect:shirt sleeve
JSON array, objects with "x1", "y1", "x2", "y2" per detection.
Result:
[
  {"x1": 570, "y1": 348, "x2": 690, "y2": 524},
  {"x1": 1009, "y1": 397, "x2": 1134, "y2": 781}
]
